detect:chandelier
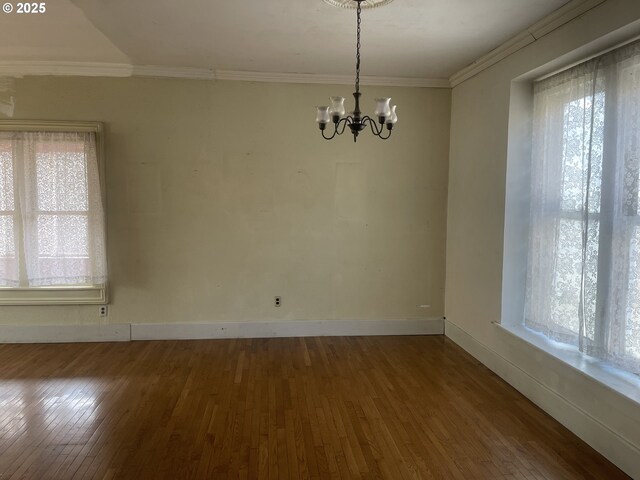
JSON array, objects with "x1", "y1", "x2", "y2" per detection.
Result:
[{"x1": 315, "y1": 0, "x2": 397, "y2": 142}]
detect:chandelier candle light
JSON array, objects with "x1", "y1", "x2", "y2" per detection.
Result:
[{"x1": 316, "y1": 0, "x2": 398, "y2": 142}]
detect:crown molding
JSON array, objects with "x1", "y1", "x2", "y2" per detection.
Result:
[
  {"x1": 133, "y1": 65, "x2": 215, "y2": 80},
  {"x1": 0, "y1": 61, "x2": 449, "y2": 88},
  {"x1": 527, "y1": 0, "x2": 606, "y2": 40},
  {"x1": 0, "y1": 61, "x2": 217, "y2": 80},
  {"x1": 449, "y1": 0, "x2": 607, "y2": 87},
  {"x1": 214, "y1": 70, "x2": 450, "y2": 88},
  {"x1": 0, "y1": 61, "x2": 135, "y2": 78}
]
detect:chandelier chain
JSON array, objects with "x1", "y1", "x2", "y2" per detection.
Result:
[{"x1": 355, "y1": 0, "x2": 361, "y2": 93}]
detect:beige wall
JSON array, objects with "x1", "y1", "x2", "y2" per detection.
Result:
[
  {"x1": 446, "y1": 0, "x2": 640, "y2": 476},
  {"x1": 0, "y1": 76, "x2": 450, "y2": 326}
]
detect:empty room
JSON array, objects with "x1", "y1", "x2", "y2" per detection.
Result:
[{"x1": 0, "y1": 0, "x2": 639, "y2": 478}]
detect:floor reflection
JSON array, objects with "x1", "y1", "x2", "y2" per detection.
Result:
[{"x1": 0, "y1": 378, "x2": 101, "y2": 473}]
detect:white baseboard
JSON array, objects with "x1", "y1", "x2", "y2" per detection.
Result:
[
  {"x1": 444, "y1": 320, "x2": 640, "y2": 480},
  {"x1": 0, "y1": 323, "x2": 131, "y2": 343},
  {"x1": 0, "y1": 318, "x2": 443, "y2": 343},
  {"x1": 131, "y1": 318, "x2": 444, "y2": 341}
]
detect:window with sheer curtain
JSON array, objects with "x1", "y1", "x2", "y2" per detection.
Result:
[
  {"x1": 525, "y1": 40, "x2": 640, "y2": 375},
  {"x1": 0, "y1": 125, "x2": 107, "y2": 303}
]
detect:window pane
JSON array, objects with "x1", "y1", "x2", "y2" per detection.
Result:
[
  {"x1": 626, "y1": 226, "x2": 640, "y2": 360},
  {"x1": 561, "y1": 92, "x2": 605, "y2": 214},
  {"x1": 0, "y1": 140, "x2": 14, "y2": 211},
  {"x1": 36, "y1": 141, "x2": 88, "y2": 212},
  {"x1": 620, "y1": 63, "x2": 640, "y2": 218},
  {"x1": 622, "y1": 157, "x2": 639, "y2": 217},
  {"x1": 32, "y1": 214, "x2": 90, "y2": 286},
  {"x1": 550, "y1": 219, "x2": 599, "y2": 340},
  {"x1": 0, "y1": 215, "x2": 15, "y2": 257},
  {"x1": 37, "y1": 214, "x2": 88, "y2": 257},
  {"x1": 0, "y1": 215, "x2": 17, "y2": 286}
]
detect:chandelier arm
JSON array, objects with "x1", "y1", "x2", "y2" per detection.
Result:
[
  {"x1": 376, "y1": 127, "x2": 392, "y2": 140},
  {"x1": 368, "y1": 120, "x2": 383, "y2": 137},
  {"x1": 362, "y1": 116, "x2": 383, "y2": 136},
  {"x1": 336, "y1": 118, "x2": 350, "y2": 135},
  {"x1": 321, "y1": 125, "x2": 339, "y2": 140},
  {"x1": 365, "y1": 117, "x2": 392, "y2": 139},
  {"x1": 378, "y1": 129, "x2": 392, "y2": 140}
]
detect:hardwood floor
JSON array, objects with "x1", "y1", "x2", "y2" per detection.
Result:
[{"x1": 0, "y1": 336, "x2": 629, "y2": 479}]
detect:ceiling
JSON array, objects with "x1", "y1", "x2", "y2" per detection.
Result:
[{"x1": 0, "y1": 0, "x2": 572, "y2": 80}]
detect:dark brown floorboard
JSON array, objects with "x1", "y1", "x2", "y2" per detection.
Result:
[{"x1": 0, "y1": 336, "x2": 630, "y2": 479}]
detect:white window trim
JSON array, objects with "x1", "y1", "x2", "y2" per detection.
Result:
[
  {"x1": 0, "y1": 120, "x2": 108, "y2": 305},
  {"x1": 0, "y1": 285, "x2": 107, "y2": 305}
]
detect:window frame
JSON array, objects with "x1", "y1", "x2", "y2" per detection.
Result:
[{"x1": 0, "y1": 120, "x2": 107, "y2": 305}]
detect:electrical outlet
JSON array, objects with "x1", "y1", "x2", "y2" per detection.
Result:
[
  {"x1": 99, "y1": 305, "x2": 108, "y2": 317},
  {"x1": 274, "y1": 296, "x2": 281, "y2": 307}
]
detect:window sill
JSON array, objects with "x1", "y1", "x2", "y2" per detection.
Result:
[
  {"x1": 494, "y1": 322, "x2": 640, "y2": 405},
  {"x1": 0, "y1": 285, "x2": 107, "y2": 305}
]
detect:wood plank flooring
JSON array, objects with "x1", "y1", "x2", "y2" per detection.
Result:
[{"x1": 0, "y1": 336, "x2": 630, "y2": 479}]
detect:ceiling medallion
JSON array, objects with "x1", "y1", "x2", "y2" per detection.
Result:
[{"x1": 322, "y1": 0, "x2": 394, "y2": 9}]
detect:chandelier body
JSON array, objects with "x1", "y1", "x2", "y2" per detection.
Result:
[{"x1": 316, "y1": 0, "x2": 397, "y2": 142}]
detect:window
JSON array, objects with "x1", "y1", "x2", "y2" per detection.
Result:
[
  {"x1": 525, "y1": 41, "x2": 640, "y2": 375},
  {"x1": 0, "y1": 121, "x2": 107, "y2": 304}
]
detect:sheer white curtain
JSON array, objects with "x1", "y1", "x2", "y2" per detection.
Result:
[
  {"x1": 0, "y1": 136, "x2": 18, "y2": 285},
  {"x1": 526, "y1": 41, "x2": 640, "y2": 374},
  {"x1": 0, "y1": 131, "x2": 107, "y2": 287}
]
